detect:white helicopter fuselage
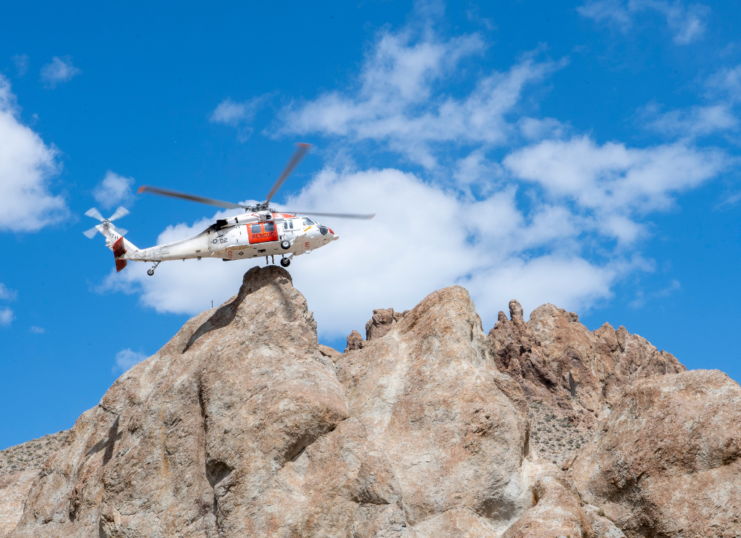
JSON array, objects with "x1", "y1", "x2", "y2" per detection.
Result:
[{"x1": 97, "y1": 211, "x2": 338, "y2": 272}]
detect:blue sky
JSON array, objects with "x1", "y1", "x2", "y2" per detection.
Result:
[{"x1": 1, "y1": 0, "x2": 740, "y2": 449}]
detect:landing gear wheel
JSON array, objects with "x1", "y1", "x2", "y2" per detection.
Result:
[
  {"x1": 280, "y1": 240, "x2": 291, "y2": 250},
  {"x1": 280, "y1": 258, "x2": 291, "y2": 268},
  {"x1": 147, "y1": 261, "x2": 161, "y2": 276}
]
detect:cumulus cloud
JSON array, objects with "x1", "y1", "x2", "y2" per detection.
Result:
[
  {"x1": 277, "y1": 25, "x2": 564, "y2": 167},
  {"x1": 40, "y1": 56, "x2": 81, "y2": 88},
  {"x1": 503, "y1": 136, "x2": 726, "y2": 243},
  {"x1": 0, "y1": 76, "x2": 68, "y2": 232},
  {"x1": 101, "y1": 7, "x2": 728, "y2": 340},
  {"x1": 113, "y1": 349, "x2": 148, "y2": 373},
  {"x1": 0, "y1": 308, "x2": 14, "y2": 327},
  {"x1": 578, "y1": 0, "x2": 709, "y2": 45},
  {"x1": 93, "y1": 171, "x2": 135, "y2": 209},
  {"x1": 100, "y1": 166, "x2": 646, "y2": 339}
]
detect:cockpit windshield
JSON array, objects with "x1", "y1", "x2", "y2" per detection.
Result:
[{"x1": 302, "y1": 217, "x2": 316, "y2": 226}]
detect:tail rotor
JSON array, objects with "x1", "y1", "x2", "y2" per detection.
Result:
[{"x1": 83, "y1": 207, "x2": 129, "y2": 238}]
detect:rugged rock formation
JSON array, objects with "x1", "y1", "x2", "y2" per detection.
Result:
[
  {"x1": 365, "y1": 308, "x2": 407, "y2": 341},
  {"x1": 337, "y1": 286, "x2": 531, "y2": 535},
  {"x1": 6, "y1": 273, "x2": 741, "y2": 537},
  {"x1": 572, "y1": 370, "x2": 741, "y2": 537},
  {"x1": 489, "y1": 300, "x2": 685, "y2": 428},
  {"x1": 346, "y1": 308, "x2": 409, "y2": 352},
  {"x1": 12, "y1": 267, "x2": 408, "y2": 537}
]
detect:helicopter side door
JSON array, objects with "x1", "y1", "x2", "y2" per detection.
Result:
[{"x1": 248, "y1": 222, "x2": 279, "y2": 244}]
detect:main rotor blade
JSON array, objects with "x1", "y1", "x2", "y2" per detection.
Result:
[
  {"x1": 283, "y1": 210, "x2": 376, "y2": 220},
  {"x1": 83, "y1": 227, "x2": 99, "y2": 239},
  {"x1": 85, "y1": 208, "x2": 105, "y2": 221},
  {"x1": 138, "y1": 186, "x2": 246, "y2": 210},
  {"x1": 108, "y1": 206, "x2": 130, "y2": 222},
  {"x1": 265, "y1": 143, "x2": 311, "y2": 204}
]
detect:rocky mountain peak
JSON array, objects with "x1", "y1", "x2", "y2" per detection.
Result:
[{"x1": 4, "y1": 275, "x2": 741, "y2": 538}]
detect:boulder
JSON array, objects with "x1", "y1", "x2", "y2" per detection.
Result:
[
  {"x1": 501, "y1": 467, "x2": 593, "y2": 538},
  {"x1": 571, "y1": 370, "x2": 741, "y2": 537},
  {"x1": 365, "y1": 308, "x2": 407, "y2": 341},
  {"x1": 345, "y1": 329, "x2": 365, "y2": 353}
]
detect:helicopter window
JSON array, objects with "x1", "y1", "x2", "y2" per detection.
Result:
[
  {"x1": 251, "y1": 224, "x2": 262, "y2": 234},
  {"x1": 302, "y1": 217, "x2": 315, "y2": 226},
  {"x1": 289, "y1": 220, "x2": 294, "y2": 229},
  {"x1": 264, "y1": 222, "x2": 275, "y2": 232}
]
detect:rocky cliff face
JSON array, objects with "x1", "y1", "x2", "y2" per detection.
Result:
[
  {"x1": 488, "y1": 299, "x2": 685, "y2": 428},
  {"x1": 572, "y1": 370, "x2": 741, "y2": 537},
  {"x1": 4, "y1": 269, "x2": 740, "y2": 537}
]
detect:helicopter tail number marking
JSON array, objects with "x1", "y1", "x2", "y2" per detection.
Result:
[{"x1": 113, "y1": 237, "x2": 128, "y2": 273}]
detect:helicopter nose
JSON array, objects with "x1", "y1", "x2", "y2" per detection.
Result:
[{"x1": 329, "y1": 228, "x2": 339, "y2": 240}]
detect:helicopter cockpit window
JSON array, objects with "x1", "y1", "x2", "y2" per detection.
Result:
[
  {"x1": 264, "y1": 222, "x2": 275, "y2": 232},
  {"x1": 251, "y1": 224, "x2": 261, "y2": 234},
  {"x1": 302, "y1": 217, "x2": 316, "y2": 227}
]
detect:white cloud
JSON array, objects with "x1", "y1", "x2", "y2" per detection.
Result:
[
  {"x1": 0, "y1": 283, "x2": 17, "y2": 301},
  {"x1": 642, "y1": 103, "x2": 737, "y2": 137},
  {"x1": 99, "y1": 167, "x2": 645, "y2": 338},
  {"x1": 93, "y1": 171, "x2": 135, "y2": 209},
  {"x1": 113, "y1": 349, "x2": 148, "y2": 373},
  {"x1": 104, "y1": 7, "x2": 727, "y2": 339},
  {"x1": 0, "y1": 75, "x2": 68, "y2": 232},
  {"x1": 503, "y1": 136, "x2": 726, "y2": 227},
  {"x1": 40, "y1": 56, "x2": 81, "y2": 88},
  {"x1": 277, "y1": 25, "x2": 564, "y2": 167},
  {"x1": 210, "y1": 96, "x2": 269, "y2": 141},
  {"x1": 12, "y1": 54, "x2": 29, "y2": 77},
  {"x1": 578, "y1": 0, "x2": 709, "y2": 45},
  {"x1": 0, "y1": 308, "x2": 14, "y2": 327},
  {"x1": 29, "y1": 326, "x2": 45, "y2": 334},
  {"x1": 706, "y1": 65, "x2": 741, "y2": 103}
]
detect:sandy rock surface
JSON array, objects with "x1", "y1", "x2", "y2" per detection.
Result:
[
  {"x1": 337, "y1": 286, "x2": 532, "y2": 535},
  {"x1": 0, "y1": 471, "x2": 38, "y2": 538},
  {"x1": 501, "y1": 466, "x2": 593, "y2": 538},
  {"x1": 572, "y1": 369, "x2": 741, "y2": 537},
  {"x1": 10, "y1": 267, "x2": 408, "y2": 538}
]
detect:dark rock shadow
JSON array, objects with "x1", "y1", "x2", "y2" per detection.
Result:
[{"x1": 86, "y1": 417, "x2": 122, "y2": 466}]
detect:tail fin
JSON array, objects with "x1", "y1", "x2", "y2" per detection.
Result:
[
  {"x1": 112, "y1": 237, "x2": 128, "y2": 272},
  {"x1": 110, "y1": 237, "x2": 139, "y2": 273}
]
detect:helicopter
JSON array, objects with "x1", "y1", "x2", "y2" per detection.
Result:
[{"x1": 83, "y1": 143, "x2": 374, "y2": 275}]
